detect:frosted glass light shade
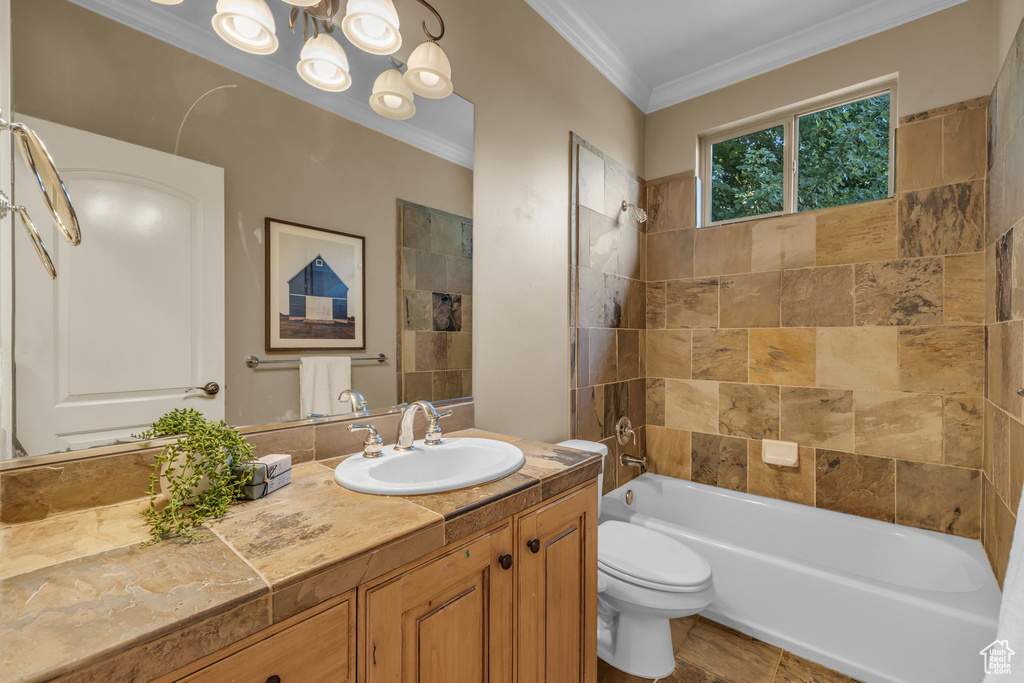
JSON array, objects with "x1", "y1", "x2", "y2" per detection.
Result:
[
  {"x1": 212, "y1": 0, "x2": 278, "y2": 55},
  {"x1": 341, "y1": 0, "x2": 402, "y2": 55},
  {"x1": 281, "y1": 0, "x2": 319, "y2": 5},
  {"x1": 369, "y1": 69, "x2": 416, "y2": 120},
  {"x1": 404, "y1": 40, "x2": 453, "y2": 99},
  {"x1": 149, "y1": 0, "x2": 184, "y2": 4},
  {"x1": 298, "y1": 34, "x2": 352, "y2": 92}
]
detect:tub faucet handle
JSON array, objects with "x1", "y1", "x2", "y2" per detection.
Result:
[{"x1": 615, "y1": 416, "x2": 636, "y2": 446}]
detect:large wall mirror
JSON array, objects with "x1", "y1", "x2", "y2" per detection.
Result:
[{"x1": 3, "y1": 0, "x2": 473, "y2": 461}]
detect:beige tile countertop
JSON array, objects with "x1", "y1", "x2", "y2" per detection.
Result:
[{"x1": 0, "y1": 429, "x2": 602, "y2": 682}]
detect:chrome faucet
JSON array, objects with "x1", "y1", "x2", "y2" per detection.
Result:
[
  {"x1": 395, "y1": 400, "x2": 451, "y2": 451},
  {"x1": 338, "y1": 389, "x2": 369, "y2": 413},
  {"x1": 619, "y1": 452, "x2": 648, "y2": 473}
]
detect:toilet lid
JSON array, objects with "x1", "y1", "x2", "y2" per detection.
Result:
[{"x1": 598, "y1": 521, "x2": 711, "y2": 589}]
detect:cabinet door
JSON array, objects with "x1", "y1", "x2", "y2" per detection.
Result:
[
  {"x1": 516, "y1": 483, "x2": 598, "y2": 683},
  {"x1": 362, "y1": 523, "x2": 514, "y2": 683}
]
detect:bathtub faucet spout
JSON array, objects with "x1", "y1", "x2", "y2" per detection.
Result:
[{"x1": 619, "y1": 452, "x2": 647, "y2": 473}]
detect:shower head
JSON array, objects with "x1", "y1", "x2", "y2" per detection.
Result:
[{"x1": 621, "y1": 200, "x2": 648, "y2": 224}]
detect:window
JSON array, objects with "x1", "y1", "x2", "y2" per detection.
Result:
[{"x1": 702, "y1": 87, "x2": 894, "y2": 226}]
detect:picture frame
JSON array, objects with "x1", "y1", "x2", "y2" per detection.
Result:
[{"x1": 265, "y1": 218, "x2": 365, "y2": 352}]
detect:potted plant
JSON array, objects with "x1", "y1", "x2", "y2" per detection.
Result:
[{"x1": 135, "y1": 408, "x2": 255, "y2": 544}]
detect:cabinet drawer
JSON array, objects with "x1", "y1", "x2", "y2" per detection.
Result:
[{"x1": 180, "y1": 599, "x2": 354, "y2": 683}]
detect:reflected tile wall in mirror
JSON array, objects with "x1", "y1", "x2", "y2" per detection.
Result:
[{"x1": 397, "y1": 201, "x2": 473, "y2": 404}]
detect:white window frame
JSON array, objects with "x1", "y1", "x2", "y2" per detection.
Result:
[{"x1": 699, "y1": 80, "x2": 897, "y2": 228}]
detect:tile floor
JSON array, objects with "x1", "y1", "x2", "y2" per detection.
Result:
[{"x1": 598, "y1": 615, "x2": 861, "y2": 683}]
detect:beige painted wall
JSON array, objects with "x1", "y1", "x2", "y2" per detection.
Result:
[
  {"x1": 995, "y1": 0, "x2": 1024, "y2": 76},
  {"x1": 645, "y1": 0, "x2": 1000, "y2": 179},
  {"x1": 389, "y1": 0, "x2": 646, "y2": 442},
  {"x1": 12, "y1": 0, "x2": 472, "y2": 427}
]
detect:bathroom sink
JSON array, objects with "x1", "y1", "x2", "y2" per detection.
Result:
[{"x1": 334, "y1": 437, "x2": 525, "y2": 495}]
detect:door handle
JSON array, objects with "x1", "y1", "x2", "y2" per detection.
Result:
[
  {"x1": 527, "y1": 538, "x2": 540, "y2": 553},
  {"x1": 498, "y1": 554, "x2": 513, "y2": 570},
  {"x1": 186, "y1": 382, "x2": 220, "y2": 397}
]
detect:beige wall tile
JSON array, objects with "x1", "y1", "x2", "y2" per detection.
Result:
[
  {"x1": 898, "y1": 180, "x2": 985, "y2": 257},
  {"x1": 854, "y1": 391, "x2": 943, "y2": 462},
  {"x1": 648, "y1": 228, "x2": 695, "y2": 281},
  {"x1": 986, "y1": 242, "x2": 998, "y2": 325},
  {"x1": 749, "y1": 328, "x2": 816, "y2": 386},
  {"x1": 666, "y1": 379, "x2": 719, "y2": 434},
  {"x1": 987, "y1": 321, "x2": 1024, "y2": 420},
  {"x1": 720, "y1": 271, "x2": 781, "y2": 328},
  {"x1": 816, "y1": 327, "x2": 898, "y2": 392},
  {"x1": 1011, "y1": 416, "x2": 1024, "y2": 512},
  {"x1": 245, "y1": 426, "x2": 316, "y2": 464},
  {"x1": 647, "y1": 426, "x2": 691, "y2": 480},
  {"x1": 692, "y1": 329, "x2": 748, "y2": 382},
  {"x1": 943, "y1": 107, "x2": 988, "y2": 185},
  {"x1": 647, "y1": 175, "x2": 696, "y2": 233},
  {"x1": 815, "y1": 199, "x2": 898, "y2": 266},
  {"x1": 898, "y1": 326, "x2": 985, "y2": 395},
  {"x1": 719, "y1": 383, "x2": 780, "y2": 440},
  {"x1": 690, "y1": 432, "x2": 748, "y2": 492},
  {"x1": 646, "y1": 377, "x2": 666, "y2": 427},
  {"x1": 781, "y1": 266, "x2": 855, "y2": 327},
  {"x1": 578, "y1": 146, "x2": 605, "y2": 213},
  {"x1": 854, "y1": 257, "x2": 943, "y2": 326},
  {"x1": 990, "y1": 407, "x2": 1012, "y2": 503},
  {"x1": 943, "y1": 396, "x2": 984, "y2": 468},
  {"x1": 646, "y1": 329, "x2": 692, "y2": 379},
  {"x1": 944, "y1": 252, "x2": 985, "y2": 324},
  {"x1": 750, "y1": 213, "x2": 816, "y2": 271},
  {"x1": 816, "y1": 449, "x2": 896, "y2": 522},
  {"x1": 896, "y1": 118, "x2": 943, "y2": 192},
  {"x1": 617, "y1": 329, "x2": 640, "y2": 381},
  {"x1": 983, "y1": 477, "x2": 1016, "y2": 587},
  {"x1": 780, "y1": 387, "x2": 854, "y2": 451},
  {"x1": 747, "y1": 441, "x2": 815, "y2": 506},
  {"x1": 694, "y1": 223, "x2": 753, "y2": 276},
  {"x1": 646, "y1": 281, "x2": 666, "y2": 328},
  {"x1": 896, "y1": 461, "x2": 981, "y2": 538},
  {"x1": 666, "y1": 277, "x2": 719, "y2": 329},
  {"x1": 589, "y1": 327, "x2": 617, "y2": 385}
]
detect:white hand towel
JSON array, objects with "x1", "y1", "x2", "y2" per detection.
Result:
[
  {"x1": 985, "y1": 483, "x2": 1024, "y2": 681},
  {"x1": 299, "y1": 356, "x2": 352, "y2": 419}
]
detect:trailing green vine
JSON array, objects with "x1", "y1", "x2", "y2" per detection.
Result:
[{"x1": 135, "y1": 408, "x2": 255, "y2": 544}]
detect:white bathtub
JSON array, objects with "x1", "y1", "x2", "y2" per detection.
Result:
[{"x1": 600, "y1": 474, "x2": 1001, "y2": 683}]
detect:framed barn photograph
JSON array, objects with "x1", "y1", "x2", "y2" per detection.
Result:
[{"x1": 265, "y1": 218, "x2": 365, "y2": 352}]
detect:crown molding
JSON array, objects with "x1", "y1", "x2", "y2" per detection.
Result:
[
  {"x1": 647, "y1": 0, "x2": 969, "y2": 111},
  {"x1": 67, "y1": 0, "x2": 473, "y2": 168},
  {"x1": 526, "y1": 0, "x2": 968, "y2": 114},
  {"x1": 523, "y1": 0, "x2": 652, "y2": 111}
]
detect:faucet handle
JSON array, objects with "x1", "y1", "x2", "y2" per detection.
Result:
[
  {"x1": 424, "y1": 410, "x2": 454, "y2": 446},
  {"x1": 348, "y1": 423, "x2": 384, "y2": 458}
]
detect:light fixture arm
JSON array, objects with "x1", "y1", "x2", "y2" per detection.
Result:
[{"x1": 414, "y1": 0, "x2": 445, "y2": 41}]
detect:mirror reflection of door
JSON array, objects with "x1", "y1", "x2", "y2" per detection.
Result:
[{"x1": 13, "y1": 115, "x2": 225, "y2": 456}]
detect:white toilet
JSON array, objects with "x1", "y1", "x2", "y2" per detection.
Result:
[{"x1": 558, "y1": 439, "x2": 715, "y2": 679}]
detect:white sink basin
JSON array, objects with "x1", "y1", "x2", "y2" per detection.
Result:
[{"x1": 334, "y1": 437, "x2": 525, "y2": 495}]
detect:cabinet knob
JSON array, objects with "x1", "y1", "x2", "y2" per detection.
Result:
[
  {"x1": 527, "y1": 538, "x2": 540, "y2": 553},
  {"x1": 267, "y1": 677, "x2": 281, "y2": 683},
  {"x1": 498, "y1": 554, "x2": 513, "y2": 570}
]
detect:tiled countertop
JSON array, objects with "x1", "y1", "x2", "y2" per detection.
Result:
[{"x1": 0, "y1": 430, "x2": 602, "y2": 682}]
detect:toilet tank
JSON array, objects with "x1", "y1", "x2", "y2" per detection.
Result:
[{"x1": 557, "y1": 439, "x2": 609, "y2": 515}]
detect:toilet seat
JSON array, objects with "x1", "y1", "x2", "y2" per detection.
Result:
[{"x1": 598, "y1": 521, "x2": 712, "y2": 593}]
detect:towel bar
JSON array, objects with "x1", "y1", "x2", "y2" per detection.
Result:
[{"x1": 245, "y1": 353, "x2": 387, "y2": 369}]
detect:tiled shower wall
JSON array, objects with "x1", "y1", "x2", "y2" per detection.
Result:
[
  {"x1": 570, "y1": 135, "x2": 648, "y2": 491},
  {"x1": 397, "y1": 201, "x2": 474, "y2": 403},
  {"x1": 983, "y1": 20, "x2": 1024, "y2": 585},
  {"x1": 572, "y1": 96, "x2": 992, "y2": 543}
]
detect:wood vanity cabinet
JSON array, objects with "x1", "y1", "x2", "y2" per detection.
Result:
[
  {"x1": 162, "y1": 481, "x2": 598, "y2": 683},
  {"x1": 360, "y1": 481, "x2": 598, "y2": 683},
  {"x1": 514, "y1": 482, "x2": 598, "y2": 683}
]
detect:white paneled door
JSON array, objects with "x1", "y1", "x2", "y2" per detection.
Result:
[{"x1": 14, "y1": 115, "x2": 224, "y2": 455}]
